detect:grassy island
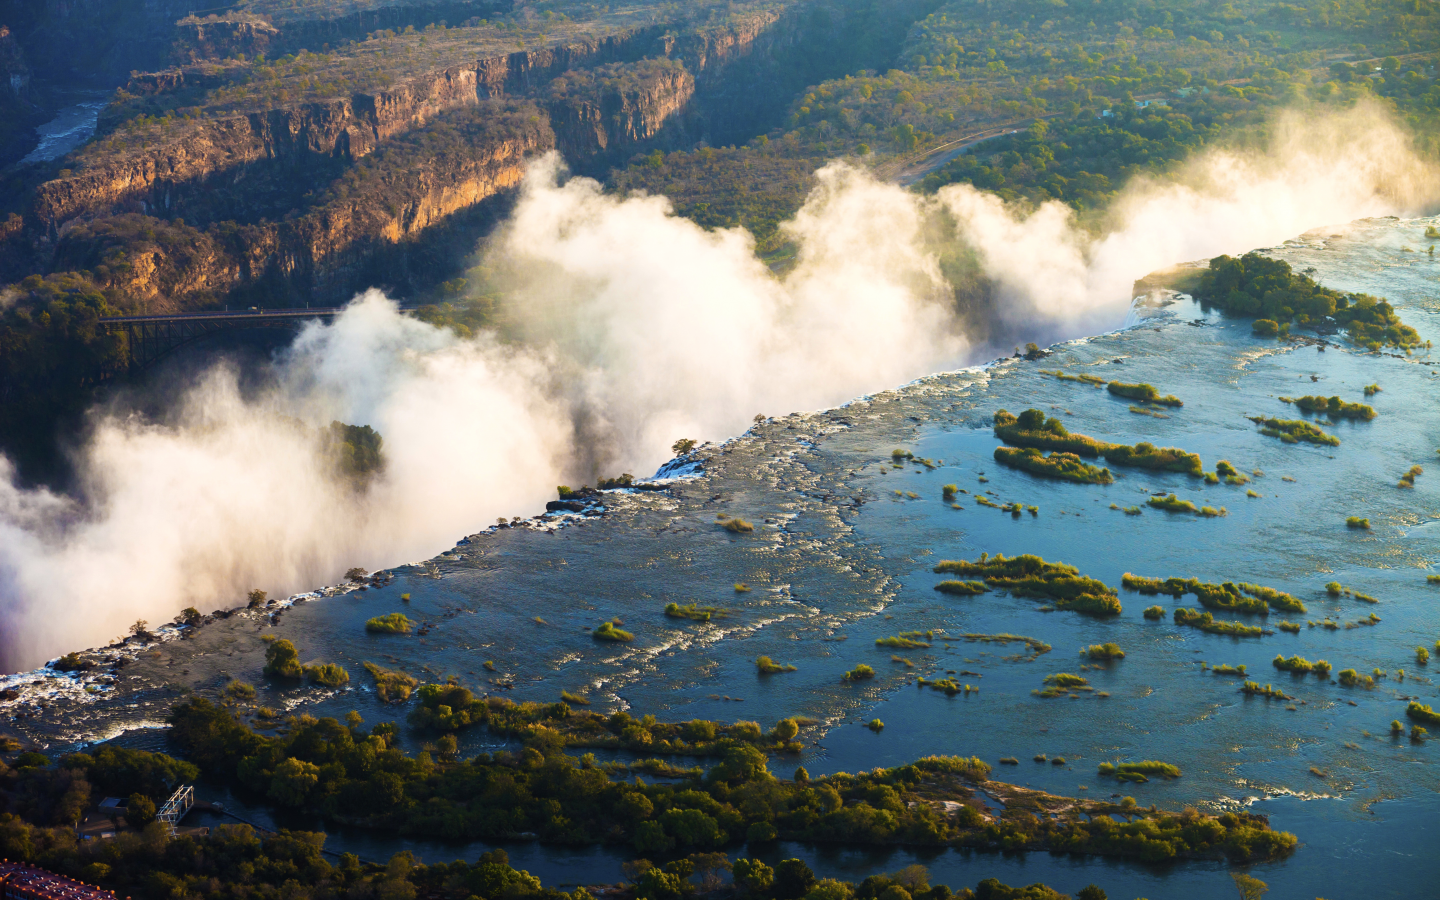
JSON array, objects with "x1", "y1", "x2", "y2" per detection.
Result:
[
  {"x1": 1123, "y1": 576, "x2": 1305, "y2": 615},
  {"x1": 1173, "y1": 609, "x2": 1264, "y2": 637},
  {"x1": 1407, "y1": 702, "x2": 1440, "y2": 726},
  {"x1": 1098, "y1": 760, "x2": 1181, "y2": 783},
  {"x1": 1272, "y1": 655, "x2": 1332, "y2": 677},
  {"x1": 993, "y1": 446, "x2": 1114, "y2": 484},
  {"x1": 363, "y1": 662, "x2": 418, "y2": 702},
  {"x1": 303, "y1": 662, "x2": 350, "y2": 688},
  {"x1": 934, "y1": 554, "x2": 1122, "y2": 617},
  {"x1": 1042, "y1": 370, "x2": 1108, "y2": 385},
  {"x1": 1400, "y1": 465, "x2": 1423, "y2": 488},
  {"x1": 756, "y1": 656, "x2": 797, "y2": 674},
  {"x1": 1147, "y1": 494, "x2": 1198, "y2": 514},
  {"x1": 935, "y1": 580, "x2": 990, "y2": 596},
  {"x1": 364, "y1": 613, "x2": 412, "y2": 634},
  {"x1": 1248, "y1": 416, "x2": 1340, "y2": 446},
  {"x1": 1240, "y1": 681, "x2": 1293, "y2": 700},
  {"x1": 844, "y1": 664, "x2": 877, "y2": 681},
  {"x1": 1083, "y1": 643, "x2": 1126, "y2": 661},
  {"x1": 919, "y1": 676, "x2": 977, "y2": 696},
  {"x1": 665, "y1": 603, "x2": 725, "y2": 622},
  {"x1": 993, "y1": 410, "x2": 1202, "y2": 474},
  {"x1": 1035, "y1": 673, "x2": 1092, "y2": 698},
  {"x1": 877, "y1": 632, "x2": 933, "y2": 650},
  {"x1": 1346, "y1": 517, "x2": 1371, "y2": 530},
  {"x1": 1107, "y1": 382, "x2": 1183, "y2": 406},
  {"x1": 1143, "y1": 605, "x2": 1165, "y2": 620},
  {"x1": 593, "y1": 621, "x2": 634, "y2": 642},
  {"x1": 1338, "y1": 669, "x2": 1376, "y2": 688},
  {"x1": 1281, "y1": 395, "x2": 1377, "y2": 421},
  {"x1": 1210, "y1": 664, "x2": 1247, "y2": 676}
]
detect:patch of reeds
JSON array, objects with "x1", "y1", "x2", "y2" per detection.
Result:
[
  {"x1": 664, "y1": 602, "x2": 725, "y2": 622},
  {"x1": 1041, "y1": 369, "x2": 1108, "y2": 385},
  {"x1": 1035, "y1": 672, "x2": 1092, "y2": 698},
  {"x1": 1281, "y1": 395, "x2": 1377, "y2": 421},
  {"x1": 560, "y1": 690, "x2": 591, "y2": 706},
  {"x1": 933, "y1": 553, "x2": 1122, "y2": 617},
  {"x1": 1107, "y1": 381, "x2": 1183, "y2": 406},
  {"x1": 1143, "y1": 605, "x2": 1165, "y2": 620},
  {"x1": 1210, "y1": 663, "x2": 1247, "y2": 676},
  {"x1": 876, "y1": 632, "x2": 933, "y2": 650},
  {"x1": 1406, "y1": 702, "x2": 1440, "y2": 726},
  {"x1": 1147, "y1": 493, "x2": 1198, "y2": 513},
  {"x1": 1272, "y1": 655, "x2": 1331, "y2": 677},
  {"x1": 1240, "y1": 681, "x2": 1292, "y2": 700},
  {"x1": 1098, "y1": 760, "x2": 1181, "y2": 782},
  {"x1": 1399, "y1": 465, "x2": 1423, "y2": 489},
  {"x1": 721, "y1": 517, "x2": 755, "y2": 533},
  {"x1": 844, "y1": 664, "x2": 876, "y2": 681},
  {"x1": 935, "y1": 580, "x2": 989, "y2": 596},
  {"x1": 1346, "y1": 516, "x2": 1370, "y2": 530},
  {"x1": 303, "y1": 662, "x2": 350, "y2": 688},
  {"x1": 1083, "y1": 642, "x2": 1125, "y2": 661},
  {"x1": 1173, "y1": 608, "x2": 1264, "y2": 637}
]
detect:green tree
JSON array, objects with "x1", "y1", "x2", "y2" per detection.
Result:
[
  {"x1": 264, "y1": 639, "x2": 303, "y2": 679},
  {"x1": 125, "y1": 793, "x2": 156, "y2": 828},
  {"x1": 1231, "y1": 872, "x2": 1267, "y2": 900},
  {"x1": 733, "y1": 858, "x2": 774, "y2": 894},
  {"x1": 268, "y1": 757, "x2": 321, "y2": 806}
]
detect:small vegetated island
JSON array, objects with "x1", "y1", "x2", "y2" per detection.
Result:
[
  {"x1": 993, "y1": 409, "x2": 1203, "y2": 476},
  {"x1": 152, "y1": 697, "x2": 1295, "y2": 865},
  {"x1": 1279, "y1": 395, "x2": 1377, "y2": 421},
  {"x1": 1193, "y1": 253, "x2": 1423, "y2": 350},
  {"x1": 1106, "y1": 382, "x2": 1183, "y2": 407},
  {"x1": 1248, "y1": 416, "x2": 1340, "y2": 446},
  {"x1": 933, "y1": 553, "x2": 1122, "y2": 617},
  {"x1": 364, "y1": 612, "x2": 412, "y2": 634},
  {"x1": 1122, "y1": 575, "x2": 1305, "y2": 615}
]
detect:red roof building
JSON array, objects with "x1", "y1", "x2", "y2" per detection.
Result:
[{"x1": 0, "y1": 861, "x2": 119, "y2": 900}]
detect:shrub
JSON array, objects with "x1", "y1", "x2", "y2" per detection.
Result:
[
  {"x1": 1143, "y1": 605, "x2": 1165, "y2": 620},
  {"x1": 865, "y1": 719, "x2": 885, "y2": 732},
  {"x1": 932, "y1": 553, "x2": 1122, "y2": 617},
  {"x1": 1107, "y1": 382, "x2": 1182, "y2": 406},
  {"x1": 665, "y1": 603, "x2": 723, "y2": 621},
  {"x1": 263, "y1": 639, "x2": 303, "y2": 679},
  {"x1": 723, "y1": 518, "x2": 755, "y2": 533},
  {"x1": 1407, "y1": 702, "x2": 1440, "y2": 726},
  {"x1": 1284, "y1": 395, "x2": 1376, "y2": 421},
  {"x1": 876, "y1": 633, "x2": 931, "y2": 649},
  {"x1": 363, "y1": 662, "x2": 418, "y2": 702},
  {"x1": 1346, "y1": 517, "x2": 1370, "y2": 530},
  {"x1": 1337, "y1": 669, "x2": 1374, "y2": 688},
  {"x1": 1211, "y1": 663, "x2": 1246, "y2": 676},
  {"x1": 1249, "y1": 416, "x2": 1340, "y2": 446},
  {"x1": 365, "y1": 613, "x2": 412, "y2": 634},
  {"x1": 993, "y1": 446, "x2": 1113, "y2": 483},
  {"x1": 1417, "y1": 647, "x2": 1431, "y2": 665},
  {"x1": 303, "y1": 662, "x2": 350, "y2": 688},
  {"x1": 1098, "y1": 760, "x2": 1181, "y2": 782},
  {"x1": 756, "y1": 656, "x2": 797, "y2": 674},
  {"x1": 1083, "y1": 643, "x2": 1125, "y2": 660},
  {"x1": 1252, "y1": 319, "x2": 1279, "y2": 337},
  {"x1": 843, "y1": 664, "x2": 876, "y2": 681},
  {"x1": 1173, "y1": 608, "x2": 1263, "y2": 637},
  {"x1": 594, "y1": 621, "x2": 634, "y2": 642},
  {"x1": 1272, "y1": 656, "x2": 1330, "y2": 677},
  {"x1": 1147, "y1": 494, "x2": 1197, "y2": 513}
]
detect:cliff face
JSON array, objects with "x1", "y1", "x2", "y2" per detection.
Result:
[
  {"x1": 546, "y1": 60, "x2": 696, "y2": 164},
  {"x1": 171, "y1": 18, "x2": 279, "y2": 64}
]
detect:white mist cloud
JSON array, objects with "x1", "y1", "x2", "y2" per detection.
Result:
[
  {"x1": 0, "y1": 105, "x2": 1434, "y2": 671},
  {"x1": 935, "y1": 103, "x2": 1440, "y2": 340}
]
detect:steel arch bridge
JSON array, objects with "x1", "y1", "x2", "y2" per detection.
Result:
[{"x1": 100, "y1": 307, "x2": 415, "y2": 371}]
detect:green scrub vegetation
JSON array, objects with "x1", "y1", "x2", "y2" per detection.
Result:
[
  {"x1": 1365, "y1": 383, "x2": 1383, "y2": 396},
  {"x1": 303, "y1": 662, "x2": 350, "y2": 688},
  {"x1": 1280, "y1": 395, "x2": 1377, "y2": 421},
  {"x1": 935, "y1": 580, "x2": 990, "y2": 596},
  {"x1": 365, "y1": 613, "x2": 412, "y2": 634},
  {"x1": 844, "y1": 664, "x2": 877, "y2": 681},
  {"x1": 1035, "y1": 673, "x2": 1092, "y2": 698},
  {"x1": 1083, "y1": 643, "x2": 1126, "y2": 661},
  {"x1": 1041, "y1": 370, "x2": 1108, "y2": 386},
  {"x1": 1196, "y1": 254, "x2": 1422, "y2": 349},
  {"x1": 956, "y1": 634, "x2": 1052, "y2": 660},
  {"x1": 1249, "y1": 416, "x2": 1340, "y2": 446},
  {"x1": 877, "y1": 632, "x2": 933, "y2": 650},
  {"x1": 1143, "y1": 605, "x2": 1165, "y2": 620},
  {"x1": 1399, "y1": 465, "x2": 1423, "y2": 489},
  {"x1": 918, "y1": 677, "x2": 978, "y2": 696},
  {"x1": 1276, "y1": 621, "x2": 1302, "y2": 634},
  {"x1": 993, "y1": 446, "x2": 1114, "y2": 484},
  {"x1": 665, "y1": 603, "x2": 725, "y2": 622},
  {"x1": 1106, "y1": 382, "x2": 1182, "y2": 406},
  {"x1": 756, "y1": 656, "x2": 797, "y2": 674},
  {"x1": 1346, "y1": 517, "x2": 1371, "y2": 530},
  {"x1": 933, "y1": 554, "x2": 1122, "y2": 617},
  {"x1": 866, "y1": 719, "x2": 886, "y2": 732},
  {"x1": 1103, "y1": 443, "x2": 1204, "y2": 477},
  {"x1": 1338, "y1": 669, "x2": 1375, "y2": 688},
  {"x1": 1173, "y1": 609, "x2": 1264, "y2": 637},
  {"x1": 593, "y1": 621, "x2": 634, "y2": 642},
  {"x1": 1272, "y1": 656, "x2": 1332, "y2": 677},
  {"x1": 992, "y1": 409, "x2": 1110, "y2": 457},
  {"x1": 1210, "y1": 664, "x2": 1247, "y2": 676},
  {"x1": 1146, "y1": 494, "x2": 1198, "y2": 514},
  {"x1": 721, "y1": 517, "x2": 755, "y2": 533},
  {"x1": 1097, "y1": 761, "x2": 1181, "y2": 783},
  {"x1": 1407, "y1": 702, "x2": 1440, "y2": 726},
  {"x1": 363, "y1": 662, "x2": 417, "y2": 703},
  {"x1": 1240, "y1": 681, "x2": 1293, "y2": 700}
]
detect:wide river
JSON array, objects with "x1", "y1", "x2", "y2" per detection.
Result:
[{"x1": 4, "y1": 217, "x2": 1440, "y2": 898}]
